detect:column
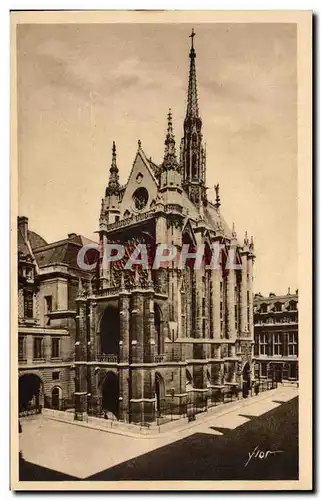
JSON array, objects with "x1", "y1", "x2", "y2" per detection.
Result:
[
  {"x1": 87, "y1": 301, "x2": 98, "y2": 408},
  {"x1": 247, "y1": 256, "x2": 254, "y2": 339},
  {"x1": 88, "y1": 301, "x2": 97, "y2": 362},
  {"x1": 129, "y1": 289, "x2": 145, "y2": 422},
  {"x1": 240, "y1": 252, "x2": 248, "y2": 334},
  {"x1": 119, "y1": 292, "x2": 130, "y2": 362},
  {"x1": 144, "y1": 292, "x2": 155, "y2": 364},
  {"x1": 211, "y1": 267, "x2": 221, "y2": 340},
  {"x1": 43, "y1": 335, "x2": 51, "y2": 361},
  {"x1": 99, "y1": 233, "x2": 110, "y2": 288},
  {"x1": 119, "y1": 367, "x2": 130, "y2": 422},
  {"x1": 74, "y1": 294, "x2": 88, "y2": 420},
  {"x1": 195, "y1": 268, "x2": 203, "y2": 338},
  {"x1": 226, "y1": 269, "x2": 235, "y2": 339}
]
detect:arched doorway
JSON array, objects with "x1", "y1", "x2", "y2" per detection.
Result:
[
  {"x1": 19, "y1": 374, "x2": 43, "y2": 411},
  {"x1": 154, "y1": 304, "x2": 162, "y2": 355},
  {"x1": 100, "y1": 307, "x2": 120, "y2": 358},
  {"x1": 51, "y1": 386, "x2": 62, "y2": 410},
  {"x1": 242, "y1": 362, "x2": 251, "y2": 398},
  {"x1": 101, "y1": 372, "x2": 119, "y2": 418},
  {"x1": 155, "y1": 372, "x2": 165, "y2": 413}
]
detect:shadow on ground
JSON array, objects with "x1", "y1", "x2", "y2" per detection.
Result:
[
  {"x1": 18, "y1": 396, "x2": 298, "y2": 482},
  {"x1": 87, "y1": 396, "x2": 298, "y2": 481}
]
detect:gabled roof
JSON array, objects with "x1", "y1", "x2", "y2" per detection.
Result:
[{"x1": 33, "y1": 234, "x2": 98, "y2": 269}]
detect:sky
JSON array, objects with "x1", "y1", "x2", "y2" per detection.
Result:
[{"x1": 17, "y1": 22, "x2": 297, "y2": 296}]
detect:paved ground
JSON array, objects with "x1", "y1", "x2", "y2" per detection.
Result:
[{"x1": 19, "y1": 385, "x2": 298, "y2": 482}]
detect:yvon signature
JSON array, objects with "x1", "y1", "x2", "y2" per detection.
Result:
[{"x1": 245, "y1": 446, "x2": 284, "y2": 467}]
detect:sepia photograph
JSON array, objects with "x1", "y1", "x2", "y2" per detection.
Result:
[{"x1": 10, "y1": 10, "x2": 312, "y2": 491}]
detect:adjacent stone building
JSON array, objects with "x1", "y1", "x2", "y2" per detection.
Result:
[
  {"x1": 17, "y1": 216, "x2": 93, "y2": 413},
  {"x1": 253, "y1": 289, "x2": 299, "y2": 384},
  {"x1": 74, "y1": 31, "x2": 256, "y2": 423}
]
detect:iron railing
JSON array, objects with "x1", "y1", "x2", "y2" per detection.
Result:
[
  {"x1": 19, "y1": 405, "x2": 42, "y2": 418},
  {"x1": 97, "y1": 354, "x2": 118, "y2": 363},
  {"x1": 44, "y1": 396, "x2": 75, "y2": 411},
  {"x1": 85, "y1": 380, "x2": 278, "y2": 428}
]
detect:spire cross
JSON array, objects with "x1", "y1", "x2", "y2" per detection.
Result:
[{"x1": 189, "y1": 28, "x2": 195, "y2": 48}]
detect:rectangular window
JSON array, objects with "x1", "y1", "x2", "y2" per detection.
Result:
[
  {"x1": 45, "y1": 295, "x2": 52, "y2": 314},
  {"x1": 51, "y1": 338, "x2": 60, "y2": 358},
  {"x1": 273, "y1": 333, "x2": 282, "y2": 355},
  {"x1": 261, "y1": 363, "x2": 267, "y2": 377},
  {"x1": 259, "y1": 333, "x2": 268, "y2": 355},
  {"x1": 18, "y1": 336, "x2": 25, "y2": 361},
  {"x1": 288, "y1": 332, "x2": 298, "y2": 356},
  {"x1": 24, "y1": 291, "x2": 33, "y2": 318},
  {"x1": 33, "y1": 337, "x2": 43, "y2": 359},
  {"x1": 52, "y1": 372, "x2": 60, "y2": 380}
]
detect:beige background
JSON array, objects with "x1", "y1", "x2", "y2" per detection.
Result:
[{"x1": 10, "y1": 10, "x2": 312, "y2": 491}]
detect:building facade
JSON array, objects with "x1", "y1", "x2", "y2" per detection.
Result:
[
  {"x1": 253, "y1": 289, "x2": 299, "y2": 384},
  {"x1": 74, "y1": 32, "x2": 256, "y2": 424},
  {"x1": 17, "y1": 216, "x2": 93, "y2": 414}
]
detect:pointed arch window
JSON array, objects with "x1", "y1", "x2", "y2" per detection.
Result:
[{"x1": 192, "y1": 153, "x2": 197, "y2": 178}]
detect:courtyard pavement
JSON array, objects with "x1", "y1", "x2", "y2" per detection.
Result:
[{"x1": 19, "y1": 385, "x2": 298, "y2": 481}]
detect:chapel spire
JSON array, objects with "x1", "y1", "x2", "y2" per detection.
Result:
[
  {"x1": 160, "y1": 109, "x2": 182, "y2": 193},
  {"x1": 186, "y1": 28, "x2": 199, "y2": 120},
  {"x1": 181, "y1": 29, "x2": 207, "y2": 208},
  {"x1": 162, "y1": 109, "x2": 179, "y2": 171},
  {"x1": 105, "y1": 141, "x2": 120, "y2": 196}
]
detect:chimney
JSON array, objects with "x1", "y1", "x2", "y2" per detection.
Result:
[
  {"x1": 68, "y1": 233, "x2": 77, "y2": 239},
  {"x1": 287, "y1": 287, "x2": 291, "y2": 295},
  {"x1": 18, "y1": 216, "x2": 29, "y2": 240}
]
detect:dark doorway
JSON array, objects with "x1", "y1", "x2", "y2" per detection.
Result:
[
  {"x1": 154, "y1": 304, "x2": 162, "y2": 355},
  {"x1": 100, "y1": 307, "x2": 120, "y2": 357},
  {"x1": 19, "y1": 374, "x2": 43, "y2": 411},
  {"x1": 51, "y1": 387, "x2": 60, "y2": 409},
  {"x1": 273, "y1": 363, "x2": 283, "y2": 383},
  {"x1": 101, "y1": 372, "x2": 119, "y2": 418},
  {"x1": 242, "y1": 362, "x2": 251, "y2": 398},
  {"x1": 155, "y1": 372, "x2": 165, "y2": 413}
]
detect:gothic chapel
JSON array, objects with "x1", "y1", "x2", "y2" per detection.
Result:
[{"x1": 75, "y1": 30, "x2": 256, "y2": 423}]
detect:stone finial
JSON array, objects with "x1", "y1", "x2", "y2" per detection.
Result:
[
  {"x1": 88, "y1": 278, "x2": 93, "y2": 296},
  {"x1": 147, "y1": 267, "x2": 154, "y2": 289},
  {"x1": 214, "y1": 183, "x2": 221, "y2": 209},
  {"x1": 133, "y1": 266, "x2": 140, "y2": 288},
  {"x1": 244, "y1": 231, "x2": 249, "y2": 248},
  {"x1": 232, "y1": 222, "x2": 237, "y2": 239},
  {"x1": 77, "y1": 277, "x2": 84, "y2": 298},
  {"x1": 120, "y1": 270, "x2": 125, "y2": 290}
]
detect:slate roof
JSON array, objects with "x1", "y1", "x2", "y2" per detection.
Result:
[
  {"x1": 17, "y1": 219, "x2": 97, "y2": 270},
  {"x1": 33, "y1": 234, "x2": 98, "y2": 269},
  {"x1": 204, "y1": 202, "x2": 233, "y2": 239}
]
